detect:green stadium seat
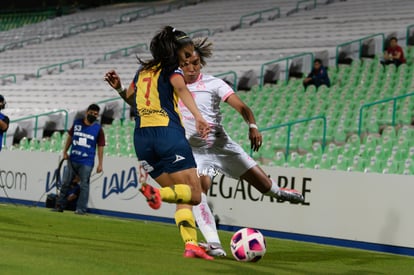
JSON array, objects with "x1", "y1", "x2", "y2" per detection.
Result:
[
  {"x1": 18, "y1": 137, "x2": 30, "y2": 150},
  {"x1": 381, "y1": 125, "x2": 397, "y2": 139},
  {"x1": 288, "y1": 152, "x2": 302, "y2": 168},
  {"x1": 268, "y1": 151, "x2": 286, "y2": 167},
  {"x1": 39, "y1": 138, "x2": 51, "y2": 152},
  {"x1": 311, "y1": 141, "x2": 324, "y2": 157},
  {"x1": 365, "y1": 156, "x2": 384, "y2": 173},
  {"x1": 302, "y1": 153, "x2": 316, "y2": 169},
  {"x1": 349, "y1": 155, "x2": 367, "y2": 172},
  {"x1": 298, "y1": 137, "x2": 313, "y2": 152},
  {"x1": 332, "y1": 154, "x2": 349, "y2": 171},
  {"x1": 334, "y1": 130, "x2": 347, "y2": 144},
  {"x1": 326, "y1": 143, "x2": 339, "y2": 159},
  {"x1": 28, "y1": 139, "x2": 40, "y2": 151},
  {"x1": 315, "y1": 153, "x2": 333, "y2": 170},
  {"x1": 383, "y1": 158, "x2": 403, "y2": 174}
]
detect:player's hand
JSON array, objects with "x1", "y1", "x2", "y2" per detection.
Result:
[
  {"x1": 104, "y1": 70, "x2": 122, "y2": 90},
  {"x1": 96, "y1": 164, "x2": 103, "y2": 174},
  {"x1": 63, "y1": 152, "x2": 69, "y2": 160},
  {"x1": 195, "y1": 117, "x2": 210, "y2": 139},
  {"x1": 249, "y1": 128, "x2": 262, "y2": 152}
]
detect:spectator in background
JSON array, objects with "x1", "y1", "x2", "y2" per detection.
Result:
[
  {"x1": 65, "y1": 175, "x2": 81, "y2": 211},
  {"x1": 303, "y1": 58, "x2": 331, "y2": 90},
  {"x1": 381, "y1": 37, "x2": 406, "y2": 67},
  {"x1": 0, "y1": 95, "x2": 9, "y2": 152},
  {"x1": 54, "y1": 103, "x2": 105, "y2": 215},
  {"x1": 47, "y1": 175, "x2": 80, "y2": 211}
]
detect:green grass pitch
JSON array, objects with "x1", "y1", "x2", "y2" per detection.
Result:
[{"x1": 0, "y1": 204, "x2": 413, "y2": 275}]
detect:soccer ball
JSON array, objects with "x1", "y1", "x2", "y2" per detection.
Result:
[{"x1": 230, "y1": 227, "x2": 266, "y2": 262}]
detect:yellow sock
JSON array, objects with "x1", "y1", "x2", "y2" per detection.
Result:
[
  {"x1": 159, "y1": 184, "x2": 191, "y2": 204},
  {"x1": 175, "y1": 208, "x2": 197, "y2": 245}
]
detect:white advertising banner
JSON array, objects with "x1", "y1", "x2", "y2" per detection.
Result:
[
  {"x1": 0, "y1": 151, "x2": 176, "y2": 218},
  {"x1": 1, "y1": 151, "x2": 413, "y2": 253},
  {"x1": 206, "y1": 167, "x2": 414, "y2": 249}
]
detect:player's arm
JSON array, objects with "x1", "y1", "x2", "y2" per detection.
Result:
[
  {"x1": 226, "y1": 94, "x2": 262, "y2": 152},
  {"x1": 171, "y1": 74, "x2": 210, "y2": 138},
  {"x1": 96, "y1": 146, "x2": 104, "y2": 173},
  {"x1": 96, "y1": 128, "x2": 105, "y2": 173},
  {"x1": 104, "y1": 70, "x2": 135, "y2": 106},
  {"x1": 393, "y1": 48, "x2": 402, "y2": 60},
  {"x1": 63, "y1": 127, "x2": 73, "y2": 160},
  {"x1": 0, "y1": 117, "x2": 8, "y2": 131}
]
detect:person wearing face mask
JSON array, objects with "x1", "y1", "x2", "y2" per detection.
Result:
[
  {"x1": 0, "y1": 95, "x2": 10, "y2": 152},
  {"x1": 54, "y1": 104, "x2": 105, "y2": 214}
]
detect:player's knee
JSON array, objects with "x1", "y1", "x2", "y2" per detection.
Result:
[{"x1": 190, "y1": 191, "x2": 201, "y2": 205}]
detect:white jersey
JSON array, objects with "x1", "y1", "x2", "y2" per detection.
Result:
[
  {"x1": 179, "y1": 73, "x2": 256, "y2": 178},
  {"x1": 179, "y1": 73, "x2": 234, "y2": 147}
]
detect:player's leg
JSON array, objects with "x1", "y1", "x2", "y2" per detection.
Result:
[
  {"x1": 154, "y1": 172, "x2": 213, "y2": 260},
  {"x1": 192, "y1": 175, "x2": 227, "y2": 257},
  {"x1": 140, "y1": 166, "x2": 201, "y2": 209},
  {"x1": 240, "y1": 165, "x2": 304, "y2": 203},
  {"x1": 175, "y1": 203, "x2": 213, "y2": 260},
  {"x1": 74, "y1": 163, "x2": 93, "y2": 214},
  {"x1": 135, "y1": 127, "x2": 198, "y2": 208},
  {"x1": 217, "y1": 140, "x2": 304, "y2": 203}
]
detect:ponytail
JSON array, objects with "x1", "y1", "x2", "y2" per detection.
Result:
[{"x1": 138, "y1": 26, "x2": 193, "y2": 76}]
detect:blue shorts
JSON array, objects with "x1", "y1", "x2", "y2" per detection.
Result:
[{"x1": 133, "y1": 126, "x2": 196, "y2": 179}]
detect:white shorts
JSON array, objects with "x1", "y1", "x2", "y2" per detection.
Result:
[{"x1": 192, "y1": 139, "x2": 257, "y2": 179}]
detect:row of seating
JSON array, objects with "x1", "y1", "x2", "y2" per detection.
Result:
[{"x1": 3, "y1": 0, "x2": 414, "y2": 176}]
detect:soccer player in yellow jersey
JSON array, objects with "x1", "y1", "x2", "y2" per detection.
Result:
[{"x1": 105, "y1": 26, "x2": 212, "y2": 260}]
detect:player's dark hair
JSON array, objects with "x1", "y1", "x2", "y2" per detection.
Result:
[
  {"x1": 390, "y1": 36, "x2": 398, "y2": 42},
  {"x1": 137, "y1": 26, "x2": 193, "y2": 76},
  {"x1": 87, "y1": 103, "x2": 100, "y2": 112},
  {"x1": 193, "y1": 37, "x2": 213, "y2": 66}
]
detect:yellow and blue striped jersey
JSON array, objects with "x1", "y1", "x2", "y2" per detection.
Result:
[{"x1": 132, "y1": 66, "x2": 184, "y2": 130}]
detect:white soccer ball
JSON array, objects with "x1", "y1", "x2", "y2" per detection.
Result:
[{"x1": 230, "y1": 227, "x2": 266, "y2": 262}]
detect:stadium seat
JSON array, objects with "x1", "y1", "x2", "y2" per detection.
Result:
[
  {"x1": 269, "y1": 151, "x2": 287, "y2": 167},
  {"x1": 315, "y1": 153, "x2": 333, "y2": 170}
]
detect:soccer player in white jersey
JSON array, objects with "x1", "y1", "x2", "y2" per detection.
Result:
[{"x1": 179, "y1": 38, "x2": 305, "y2": 257}]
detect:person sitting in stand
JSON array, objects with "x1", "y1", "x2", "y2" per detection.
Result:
[
  {"x1": 303, "y1": 58, "x2": 331, "y2": 90},
  {"x1": 381, "y1": 37, "x2": 406, "y2": 68}
]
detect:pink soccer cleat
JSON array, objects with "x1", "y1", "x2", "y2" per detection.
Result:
[{"x1": 139, "y1": 184, "x2": 161, "y2": 209}]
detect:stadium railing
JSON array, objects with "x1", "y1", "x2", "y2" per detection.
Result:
[
  {"x1": 67, "y1": 19, "x2": 106, "y2": 35},
  {"x1": 295, "y1": 0, "x2": 317, "y2": 11},
  {"x1": 214, "y1": 71, "x2": 238, "y2": 92},
  {"x1": 119, "y1": 7, "x2": 156, "y2": 23},
  {"x1": 36, "y1": 59, "x2": 84, "y2": 78},
  {"x1": 0, "y1": 74, "x2": 16, "y2": 84},
  {"x1": 237, "y1": 7, "x2": 281, "y2": 29},
  {"x1": 0, "y1": 37, "x2": 42, "y2": 52},
  {"x1": 103, "y1": 43, "x2": 148, "y2": 61},
  {"x1": 3, "y1": 109, "x2": 69, "y2": 147},
  {"x1": 96, "y1": 97, "x2": 129, "y2": 125},
  {"x1": 187, "y1": 28, "x2": 212, "y2": 38},
  {"x1": 251, "y1": 115, "x2": 327, "y2": 161},
  {"x1": 335, "y1": 33, "x2": 385, "y2": 68},
  {"x1": 358, "y1": 91, "x2": 414, "y2": 137}
]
